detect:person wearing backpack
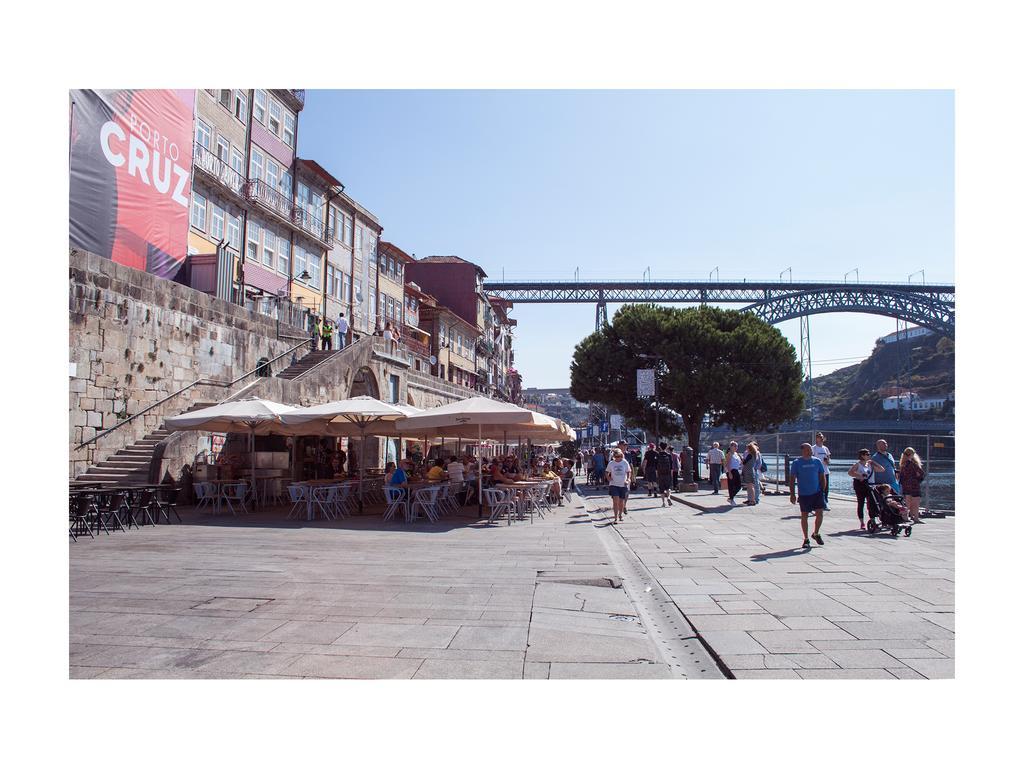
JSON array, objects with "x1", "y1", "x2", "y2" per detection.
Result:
[{"x1": 655, "y1": 442, "x2": 675, "y2": 507}]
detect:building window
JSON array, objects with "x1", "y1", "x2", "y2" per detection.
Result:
[
  {"x1": 293, "y1": 244, "x2": 307, "y2": 281},
  {"x1": 280, "y1": 170, "x2": 292, "y2": 197},
  {"x1": 227, "y1": 214, "x2": 241, "y2": 250},
  {"x1": 388, "y1": 374, "x2": 400, "y2": 404},
  {"x1": 268, "y1": 100, "x2": 282, "y2": 136},
  {"x1": 195, "y1": 120, "x2": 212, "y2": 150},
  {"x1": 249, "y1": 148, "x2": 264, "y2": 182},
  {"x1": 343, "y1": 273, "x2": 352, "y2": 302},
  {"x1": 210, "y1": 204, "x2": 225, "y2": 241},
  {"x1": 234, "y1": 90, "x2": 247, "y2": 122},
  {"x1": 283, "y1": 113, "x2": 296, "y2": 147},
  {"x1": 216, "y1": 136, "x2": 230, "y2": 163},
  {"x1": 247, "y1": 220, "x2": 260, "y2": 262},
  {"x1": 308, "y1": 251, "x2": 321, "y2": 287},
  {"x1": 355, "y1": 227, "x2": 362, "y2": 252},
  {"x1": 190, "y1": 192, "x2": 207, "y2": 230},
  {"x1": 344, "y1": 216, "x2": 353, "y2": 245},
  {"x1": 254, "y1": 90, "x2": 267, "y2": 124},
  {"x1": 231, "y1": 148, "x2": 244, "y2": 176},
  {"x1": 266, "y1": 159, "x2": 278, "y2": 190},
  {"x1": 218, "y1": 89, "x2": 232, "y2": 109},
  {"x1": 262, "y1": 229, "x2": 275, "y2": 268},
  {"x1": 278, "y1": 236, "x2": 290, "y2": 276}
]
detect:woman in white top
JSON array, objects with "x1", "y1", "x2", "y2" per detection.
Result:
[
  {"x1": 605, "y1": 449, "x2": 633, "y2": 524},
  {"x1": 847, "y1": 448, "x2": 887, "y2": 530},
  {"x1": 725, "y1": 442, "x2": 743, "y2": 503}
]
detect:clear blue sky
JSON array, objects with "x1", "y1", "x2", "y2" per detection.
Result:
[{"x1": 299, "y1": 90, "x2": 953, "y2": 388}]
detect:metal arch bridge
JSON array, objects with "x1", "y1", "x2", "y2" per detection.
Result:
[{"x1": 481, "y1": 280, "x2": 955, "y2": 337}]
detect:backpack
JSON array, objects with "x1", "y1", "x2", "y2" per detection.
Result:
[{"x1": 656, "y1": 450, "x2": 673, "y2": 475}]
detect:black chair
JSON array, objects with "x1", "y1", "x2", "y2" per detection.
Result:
[
  {"x1": 95, "y1": 490, "x2": 127, "y2": 533},
  {"x1": 107, "y1": 490, "x2": 137, "y2": 530},
  {"x1": 69, "y1": 493, "x2": 96, "y2": 541},
  {"x1": 130, "y1": 489, "x2": 157, "y2": 526},
  {"x1": 79, "y1": 493, "x2": 109, "y2": 536},
  {"x1": 153, "y1": 487, "x2": 181, "y2": 524}
]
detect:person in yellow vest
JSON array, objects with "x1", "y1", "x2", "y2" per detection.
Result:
[{"x1": 321, "y1": 318, "x2": 333, "y2": 351}]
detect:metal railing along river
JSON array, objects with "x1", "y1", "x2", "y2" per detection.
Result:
[{"x1": 699, "y1": 429, "x2": 954, "y2": 513}]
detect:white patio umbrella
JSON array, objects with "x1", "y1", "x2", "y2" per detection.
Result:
[
  {"x1": 279, "y1": 396, "x2": 417, "y2": 509},
  {"x1": 164, "y1": 398, "x2": 295, "y2": 503},
  {"x1": 395, "y1": 397, "x2": 562, "y2": 515}
]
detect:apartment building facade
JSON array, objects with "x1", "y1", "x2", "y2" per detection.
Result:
[
  {"x1": 419, "y1": 302, "x2": 481, "y2": 389},
  {"x1": 186, "y1": 89, "x2": 357, "y2": 331}
]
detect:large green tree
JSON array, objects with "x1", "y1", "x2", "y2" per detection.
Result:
[{"x1": 570, "y1": 305, "x2": 804, "y2": 474}]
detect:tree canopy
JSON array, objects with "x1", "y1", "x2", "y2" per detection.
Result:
[{"x1": 570, "y1": 305, "x2": 804, "y2": 467}]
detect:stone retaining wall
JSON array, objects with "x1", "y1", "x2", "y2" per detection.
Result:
[{"x1": 69, "y1": 251, "x2": 472, "y2": 481}]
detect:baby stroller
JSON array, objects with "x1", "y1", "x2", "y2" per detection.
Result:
[{"x1": 866, "y1": 485, "x2": 914, "y2": 537}]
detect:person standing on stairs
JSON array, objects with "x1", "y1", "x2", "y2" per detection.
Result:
[
  {"x1": 321, "y1": 318, "x2": 333, "y2": 351},
  {"x1": 337, "y1": 312, "x2": 350, "y2": 350},
  {"x1": 310, "y1": 314, "x2": 321, "y2": 351}
]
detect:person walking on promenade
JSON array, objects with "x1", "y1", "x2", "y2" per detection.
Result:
[
  {"x1": 606, "y1": 448, "x2": 633, "y2": 524},
  {"x1": 655, "y1": 442, "x2": 675, "y2": 507},
  {"x1": 789, "y1": 442, "x2": 827, "y2": 549},
  {"x1": 670, "y1": 444, "x2": 680, "y2": 491},
  {"x1": 811, "y1": 432, "x2": 832, "y2": 510},
  {"x1": 576, "y1": 449, "x2": 584, "y2": 476},
  {"x1": 725, "y1": 441, "x2": 743, "y2": 504},
  {"x1": 898, "y1": 447, "x2": 927, "y2": 523},
  {"x1": 592, "y1": 447, "x2": 607, "y2": 487},
  {"x1": 871, "y1": 439, "x2": 901, "y2": 494},
  {"x1": 847, "y1": 449, "x2": 887, "y2": 530},
  {"x1": 741, "y1": 442, "x2": 761, "y2": 506},
  {"x1": 641, "y1": 443, "x2": 659, "y2": 497},
  {"x1": 707, "y1": 441, "x2": 725, "y2": 494}
]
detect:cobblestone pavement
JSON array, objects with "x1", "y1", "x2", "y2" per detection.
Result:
[
  {"x1": 578, "y1": 483, "x2": 954, "y2": 679},
  {"x1": 70, "y1": 498, "x2": 685, "y2": 679}
]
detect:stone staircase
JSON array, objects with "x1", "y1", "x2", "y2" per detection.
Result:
[
  {"x1": 275, "y1": 349, "x2": 341, "y2": 380},
  {"x1": 74, "y1": 401, "x2": 215, "y2": 486}
]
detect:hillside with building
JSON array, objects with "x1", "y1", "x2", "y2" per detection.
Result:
[{"x1": 806, "y1": 327, "x2": 954, "y2": 420}]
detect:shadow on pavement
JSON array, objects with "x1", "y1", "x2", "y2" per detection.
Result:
[{"x1": 750, "y1": 548, "x2": 808, "y2": 561}]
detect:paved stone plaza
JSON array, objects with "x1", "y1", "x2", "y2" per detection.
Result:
[
  {"x1": 596, "y1": 486, "x2": 955, "y2": 679},
  {"x1": 69, "y1": 483, "x2": 953, "y2": 679}
]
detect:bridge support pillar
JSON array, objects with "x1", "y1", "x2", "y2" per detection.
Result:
[{"x1": 595, "y1": 298, "x2": 608, "y2": 331}]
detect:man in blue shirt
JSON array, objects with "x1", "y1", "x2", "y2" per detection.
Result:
[
  {"x1": 789, "y1": 443, "x2": 827, "y2": 549},
  {"x1": 870, "y1": 439, "x2": 901, "y2": 494}
]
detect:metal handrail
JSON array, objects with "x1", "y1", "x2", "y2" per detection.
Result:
[{"x1": 74, "y1": 337, "x2": 312, "y2": 451}]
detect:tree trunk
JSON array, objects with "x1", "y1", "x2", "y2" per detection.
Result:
[{"x1": 686, "y1": 416, "x2": 702, "y2": 480}]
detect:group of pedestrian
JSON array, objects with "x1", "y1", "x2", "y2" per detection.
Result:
[
  {"x1": 700, "y1": 432, "x2": 929, "y2": 549},
  {"x1": 308, "y1": 312, "x2": 351, "y2": 352}
]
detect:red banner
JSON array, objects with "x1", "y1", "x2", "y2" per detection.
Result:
[{"x1": 69, "y1": 90, "x2": 196, "y2": 279}]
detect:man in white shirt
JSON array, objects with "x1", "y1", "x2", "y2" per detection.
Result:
[
  {"x1": 810, "y1": 432, "x2": 832, "y2": 511},
  {"x1": 336, "y1": 313, "x2": 350, "y2": 349},
  {"x1": 605, "y1": 449, "x2": 633, "y2": 524},
  {"x1": 707, "y1": 442, "x2": 725, "y2": 494}
]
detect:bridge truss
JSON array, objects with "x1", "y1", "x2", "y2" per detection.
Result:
[{"x1": 482, "y1": 280, "x2": 955, "y2": 338}]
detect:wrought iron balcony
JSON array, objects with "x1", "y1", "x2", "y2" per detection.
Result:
[
  {"x1": 193, "y1": 145, "x2": 245, "y2": 197},
  {"x1": 292, "y1": 205, "x2": 328, "y2": 244},
  {"x1": 244, "y1": 178, "x2": 294, "y2": 221}
]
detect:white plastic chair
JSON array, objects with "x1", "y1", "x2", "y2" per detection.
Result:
[
  {"x1": 333, "y1": 484, "x2": 352, "y2": 518},
  {"x1": 484, "y1": 487, "x2": 517, "y2": 526},
  {"x1": 286, "y1": 484, "x2": 309, "y2": 520},
  {"x1": 312, "y1": 485, "x2": 337, "y2": 520},
  {"x1": 194, "y1": 482, "x2": 214, "y2": 512},
  {"x1": 222, "y1": 482, "x2": 249, "y2": 516},
  {"x1": 383, "y1": 486, "x2": 409, "y2": 522},
  {"x1": 410, "y1": 485, "x2": 441, "y2": 522}
]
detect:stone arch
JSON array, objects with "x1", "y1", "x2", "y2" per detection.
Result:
[{"x1": 349, "y1": 366, "x2": 380, "y2": 399}]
